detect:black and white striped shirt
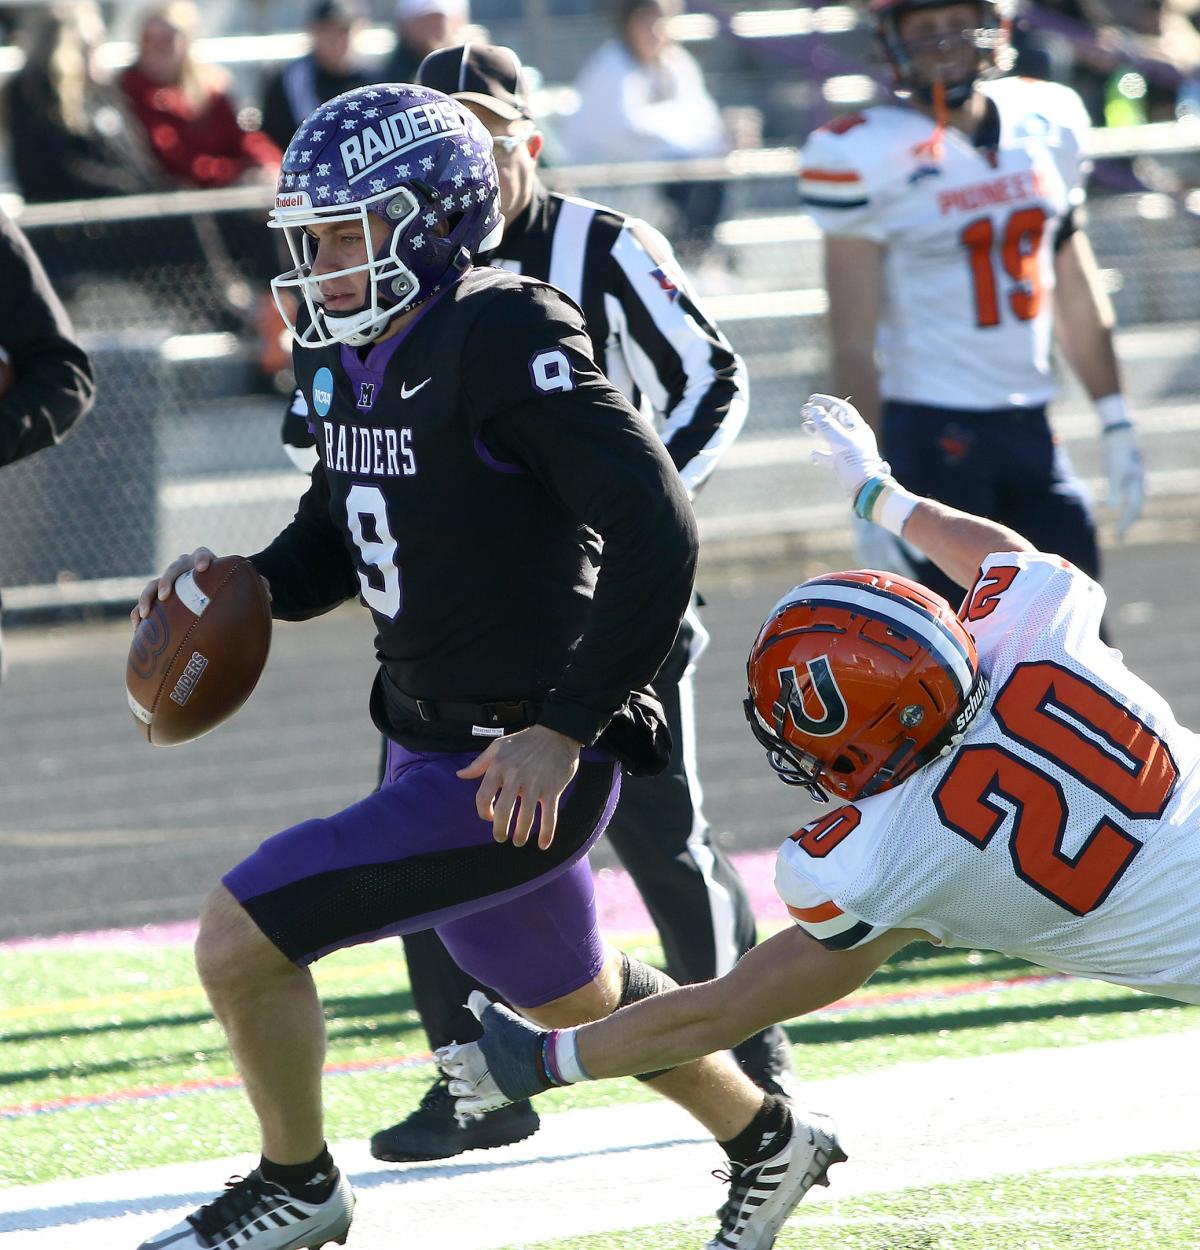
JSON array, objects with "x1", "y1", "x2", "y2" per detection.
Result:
[
  {"x1": 487, "y1": 185, "x2": 747, "y2": 498},
  {"x1": 282, "y1": 183, "x2": 747, "y2": 497}
]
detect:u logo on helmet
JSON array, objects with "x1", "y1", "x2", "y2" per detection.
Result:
[{"x1": 776, "y1": 658, "x2": 849, "y2": 738}]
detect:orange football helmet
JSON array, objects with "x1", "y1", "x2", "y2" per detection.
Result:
[{"x1": 744, "y1": 570, "x2": 988, "y2": 802}]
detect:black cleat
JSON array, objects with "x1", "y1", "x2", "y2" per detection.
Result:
[{"x1": 369, "y1": 1075, "x2": 540, "y2": 1163}]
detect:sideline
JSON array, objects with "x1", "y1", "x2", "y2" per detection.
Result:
[{"x1": 3, "y1": 1027, "x2": 1199, "y2": 1247}]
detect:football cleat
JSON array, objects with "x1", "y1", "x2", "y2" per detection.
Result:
[
  {"x1": 706, "y1": 1111, "x2": 846, "y2": 1250},
  {"x1": 135, "y1": 1167, "x2": 354, "y2": 1250},
  {"x1": 370, "y1": 1074, "x2": 540, "y2": 1162}
]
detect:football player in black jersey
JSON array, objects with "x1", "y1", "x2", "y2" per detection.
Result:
[
  {"x1": 130, "y1": 87, "x2": 840, "y2": 1250},
  {"x1": 329, "y1": 41, "x2": 792, "y2": 1164}
]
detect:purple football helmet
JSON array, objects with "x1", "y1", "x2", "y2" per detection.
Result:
[{"x1": 269, "y1": 84, "x2": 504, "y2": 348}]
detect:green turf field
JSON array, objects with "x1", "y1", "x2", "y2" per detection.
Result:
[
  {"x1": 497, "y1": 1152, "x2": 1200, "y2": 1250},
  {"x1": 4, "y1": 933, "x2": 1198, "y2": 1192}
]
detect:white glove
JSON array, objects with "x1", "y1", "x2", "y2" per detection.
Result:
[
  {"x1": 1102, "y1": 423, "x2": 1145, "y2": 540},
  {"x1": 853, "y1": 516, "x2": 918, "y2": 577},
  {"x1": 801, "y1": 393, "x2": 890, "y2": 498},
  {"x1": 437, "y1": 990, "x2": 552, "y2": 1121},
  {"x1": 437, "y1": 1036, "x2": 511, "y2": 1122}
]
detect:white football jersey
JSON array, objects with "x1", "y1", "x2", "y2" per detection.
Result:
[
  {"x1": 800, "y1": 78, "x2": 1092, "y2": 410},
  {"x1": 775, "y1": 551, "x2": 1200, "y2": 1003}
]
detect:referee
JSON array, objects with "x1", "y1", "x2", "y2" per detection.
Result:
[{"x1": 280, "y1": 45, "x2": 793, "y2": 1162}]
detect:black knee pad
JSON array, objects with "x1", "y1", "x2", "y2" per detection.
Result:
[{"x1": 617, "y1": 951, "x2": 680, "y2": 1082}]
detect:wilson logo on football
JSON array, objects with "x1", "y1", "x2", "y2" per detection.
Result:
[{"x1": 169, "y1": 651, "x2": 210, "y2": 707}]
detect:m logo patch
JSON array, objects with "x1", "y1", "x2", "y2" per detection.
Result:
[
  {"x1": 775, "y1": 658, "x2": 849, "y2": 738},
  {"x1": 357, "y1": 382, "x2": 376, "y2": 410}
]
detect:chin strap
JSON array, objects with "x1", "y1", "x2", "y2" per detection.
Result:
[{"x1": 912, "y1": 79, "x2": 948, "y2": 162}]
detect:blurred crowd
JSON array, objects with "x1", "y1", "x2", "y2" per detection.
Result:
[
  {"x1": 0, "y1": 0, "x2": 1196, "y2": 380},
  {"x1": 1, "y1": 0, "x2": 1197, "y2": 211}
]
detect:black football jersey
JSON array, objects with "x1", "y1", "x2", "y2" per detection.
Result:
[{"x1": 251, "y1": 267, "x2": 698, "y2": 751}]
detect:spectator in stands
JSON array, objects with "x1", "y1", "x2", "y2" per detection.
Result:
[
  {"x1": 260, "y1": 0, "x2": 371, "y2": 153},
  {"x1": 560, "y1": 0, "x2": 732, "y2": 261},
  {"x1": 383, "y1": 0, "x2": 469, "y2": 83},
  {"x1": 119, "y1": 1, "x2": 287, "y2": 386},
  {"x1": 3, "y1": 1, "x2": 163, "y2": 202},
  {"x1": 119, "y1": 0, "x2": 280, "y2": 190}
]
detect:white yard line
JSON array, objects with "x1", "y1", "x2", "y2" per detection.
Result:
[{"x1": 3, "y1": 1026, "x2": 1200, "y2": 1248}]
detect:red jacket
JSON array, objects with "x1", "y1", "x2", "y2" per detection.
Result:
[{"x1": 119, "y1": 65, "x2": 280, "y2": 189}]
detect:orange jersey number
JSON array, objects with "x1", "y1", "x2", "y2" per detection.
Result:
[
  {"x1": 790, "y1": 806, "x2": 862, "y2": 859},
  {"x1": 964, "y1": 564, "x2": 1021, "y2": 621},
  {"x1": 960, "y1": 207, "x2": 1048, "y2": 329},
  {"x1": 933, "y1": 663, "x2": 1179, "y2": 914}
]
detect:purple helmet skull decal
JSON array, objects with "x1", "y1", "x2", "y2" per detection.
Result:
[{"x1": 269, "y1": 84, "x2": 504, "y2": 348}]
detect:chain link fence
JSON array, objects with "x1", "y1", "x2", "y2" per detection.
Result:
[{"x1": 3, "y1": 133, "x2": 1200, "y2": 606}]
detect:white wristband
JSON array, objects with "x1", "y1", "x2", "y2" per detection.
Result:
[
  {"x1": 878, "y1": 484, "x2": 920, "y2": 537},
  {"x1": 548, "y1": 1027, "x2": 592, "y2": 1084},
  {"x1": 855, "y1": 475, "x2": 921, "y2": 537},
  {"x1": 1095, "y1": 394, "x2": 1131, "y2": 432}
]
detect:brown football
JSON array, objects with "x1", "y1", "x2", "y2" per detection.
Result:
[{"x1": 126, "y1": 555, "x2": 272, "y2": 746}]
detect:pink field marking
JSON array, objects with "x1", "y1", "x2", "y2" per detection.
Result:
[{"x1": 0, "y1": 850, "x2": 790, "y2": 953}]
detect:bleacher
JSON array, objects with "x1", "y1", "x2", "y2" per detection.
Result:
[{"x1": 1, "y1": 3, "x2": 1199, "y2": 606}]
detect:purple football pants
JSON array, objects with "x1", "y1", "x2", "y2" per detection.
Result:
[{"x1": 223, "y1": 742, "x2": 621, "y2": 1008}]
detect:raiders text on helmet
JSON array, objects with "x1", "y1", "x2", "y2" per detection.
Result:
[
  {"x1": 744, "y1": 570, "x2": 988, "y2": 802},
  {"x1": 269, "y1": 84, "x2": 504, "y2": 348}
]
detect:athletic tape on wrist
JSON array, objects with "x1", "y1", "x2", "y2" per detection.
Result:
[
  {"x1": 853, "y1": 475, "x2": 920, "y2": 538},
  {"x1": 1095, "y1": 393, "x2": 1131, "y2": 432},
  {"x1": 853, "y1": 475, "x2": 890, "y2": 522},
  {"x1": 543, "y1": 1028, "x2": 592, "y2": 1085}
]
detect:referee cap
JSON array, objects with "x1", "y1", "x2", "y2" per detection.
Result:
[{"x1": 417, "y1": 42, "x2": 532, "y2": 121}]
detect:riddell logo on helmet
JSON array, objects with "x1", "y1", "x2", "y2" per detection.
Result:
[
  {"x1": 341, "y1": 101, "x2": 467, "y2": 183},
  {"x1": 275, "y1": 191, "x2": 312, "y2": 209}
]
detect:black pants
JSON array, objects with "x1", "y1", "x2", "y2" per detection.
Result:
[
  {"x1": 399, "y1": 609, "x2": 762, "y2": 1050},
  {"x1": 883, "y1": 399, "x2": 1101, "y2": 607}
]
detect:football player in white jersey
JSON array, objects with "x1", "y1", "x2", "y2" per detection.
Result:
[
  {"x1": 436, "y1": 394, "x2": 1200, "y2": 1162},
  {"x1": 801, "y1": 0, "x2": 1145, "y2": 603}
]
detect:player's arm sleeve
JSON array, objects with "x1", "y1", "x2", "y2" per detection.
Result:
[
  {"x1": 249, "y1": 463, "x2": 359, "y2": 621},
  {"x1": 775, "y1": 835, "x2": 886, "y2": 951},
  {"x1": 0, "y1": 211, "x2": 94, "y2": 468},
  {"x1": 464, "y1": 285, "x2": 699, "y2": 746},
  {"x1": 798, "y1": 119, "x2": 885, "y2": 241},
  {"x1": 608, "y1": 221, "x2": 747, "y2": 497}
]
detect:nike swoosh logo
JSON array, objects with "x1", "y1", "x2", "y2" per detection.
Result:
[{"x1": 401, "y1": 378, "x2": 431, "y2": 399}]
